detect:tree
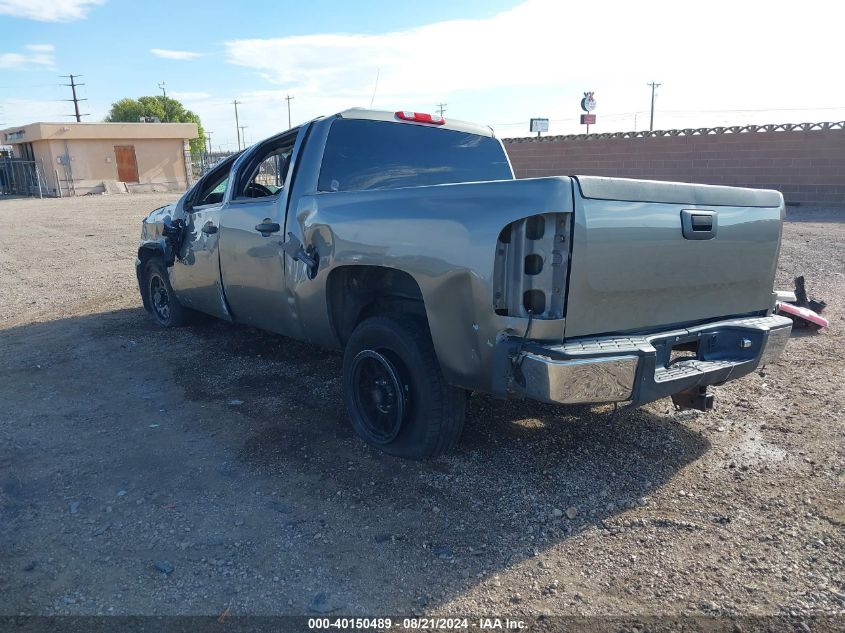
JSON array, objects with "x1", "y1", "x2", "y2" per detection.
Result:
[{"x1": 105, "y1": 95, "x2": 206, "y2": 157}]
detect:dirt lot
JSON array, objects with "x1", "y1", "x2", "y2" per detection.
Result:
[{"x1": 1, "y1": 194, "x2": 843, "y2": 623}]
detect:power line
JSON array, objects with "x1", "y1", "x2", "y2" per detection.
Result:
[
  {"x1": 490, "y1": 104, "x2": 845, "y2": 128},
  {"x1": 436, "y1": 102, "x2": 447, "y2": 117},
  {"x1": 657, "y1": 105, "x2": 845, "y2": 115},
  {"x1": 60, "y1": 74, "x2": 88, "y2": 122}
]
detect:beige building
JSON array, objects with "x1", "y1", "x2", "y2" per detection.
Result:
[{"x1": 1, "y1": 121, "x2": 198, "y2": 196}]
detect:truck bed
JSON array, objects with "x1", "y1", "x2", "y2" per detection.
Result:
[{"x1": 563, "y1": 176, "x2": 784, "y2": 338}]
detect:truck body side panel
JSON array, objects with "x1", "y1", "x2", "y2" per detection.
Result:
[{"x1": 287, "y1": 176, "x2": 575, "y2": 392}]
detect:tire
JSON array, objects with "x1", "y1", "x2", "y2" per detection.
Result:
[
  {"x1": 143, "y1": 258, "x2": 188, "y2": 327},
  {"x1": 342, "y1": 315, "x2": 466, "y2": 460}
]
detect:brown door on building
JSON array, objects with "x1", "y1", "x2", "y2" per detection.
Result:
[{"x1": 114, "y1": 145, "x2": 139, "y2": 183}]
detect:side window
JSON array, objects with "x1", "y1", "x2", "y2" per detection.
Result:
[
  {"x1": 190, "y1": 154, "x2": 240, "y2": 209},
  {"x1": 196, "y1": 172, "x2": 229, "y2": 207},
  {"x1": 237, "y1": 134, "x2": 296, "y2": 199}
]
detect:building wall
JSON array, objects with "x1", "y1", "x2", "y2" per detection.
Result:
[
  {"x1": 31, "y1": 138, "x2": 189, "y2": 195},
  {"x1": 504, "y1": 126, "x2": 845, "y2": 208},
  {"x1": 2, "y1": 121, "x2": 197, "y2": 196}
]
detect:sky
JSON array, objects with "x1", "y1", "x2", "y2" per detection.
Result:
[{"x1": 1, "y1": 0, "x2": 844, "y2": 151}]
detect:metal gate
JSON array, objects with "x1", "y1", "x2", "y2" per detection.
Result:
[{"x1": 0, "y1": 158, "x2": 48, "y2": 198}]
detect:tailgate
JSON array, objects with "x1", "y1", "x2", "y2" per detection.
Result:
[{"x1": 564, "y1": 176, "x2": 784, "y2": 338}]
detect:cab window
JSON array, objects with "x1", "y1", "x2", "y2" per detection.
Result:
[
  {"x1": 236, "y1": 131, "x2": 297, "y2": 199},
  {"x1": 318, "y1": 119, "x2": 512, "y2": 192},
  {"x1": 190, "y1": 154, "x2": 238, "y2": 209},
  {"x1": 197, "y1": 175, "x2": 228, "y2": 206}
]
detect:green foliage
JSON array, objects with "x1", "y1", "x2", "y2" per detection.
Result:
[{"x1": 105, "y1": 95, "x2": 206, "y2": 157}]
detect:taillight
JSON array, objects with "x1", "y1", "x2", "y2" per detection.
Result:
[
  {"x1": 492, "y1": 213, "x2": 571, "y2": 320},
  {"x1": 395, "y1": 111, "x2": 445, "y2": 125}
]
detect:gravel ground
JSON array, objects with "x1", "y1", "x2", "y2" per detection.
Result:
[{"x1": 0, "y1": 194, "x2": 843, "y2": 625}]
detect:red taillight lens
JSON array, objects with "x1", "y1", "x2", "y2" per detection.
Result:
[{"x1": 395, "y1": 111, "x2": 445, "y2": 125}]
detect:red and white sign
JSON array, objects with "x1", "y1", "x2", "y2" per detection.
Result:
[
  {"x1": 581, "y1": 92, "x2": 596, "y2": 112},
  {"x1": 580, "y1": 114, "x2": 596, "y2": 125}
]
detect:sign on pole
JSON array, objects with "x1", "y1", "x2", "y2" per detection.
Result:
[
  {"x1": 580, "y1": 92, "x2": 597, "y2": 133},
  {"x1": 530, "y1": 118, "x2": 549, "y2": 137}
]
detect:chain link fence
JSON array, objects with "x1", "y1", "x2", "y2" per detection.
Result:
[
  {"x1": 0, "y1": 158, "x2": 50, "y2": 198},
  {"x1": 191, "y1": 150, "x2": 236, "y2": 181}
]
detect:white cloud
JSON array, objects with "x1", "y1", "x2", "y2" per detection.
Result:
[
  {"x1": 0, "y1": 0, "x2": 104, "y2": 22},
  {"x1": 222, "y1": 0, "x2": 845, "y2": 138},
  {"x1": 0, "y1": 43, "x2": 55, "y2": 70},
  {"x1": 150, "y1": 48, "x2": 203, "y2": 61}
]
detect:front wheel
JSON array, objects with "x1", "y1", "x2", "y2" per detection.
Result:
[
  {"x1": 143, "y1": 258, "x2": 188, "y2": 327},
  {"x1": 342, "y1": 316, "x2": 466, "y2": 460}
]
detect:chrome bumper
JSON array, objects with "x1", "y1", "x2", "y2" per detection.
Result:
[{"x1": 512, "y1": 315, "x2": 792, "y2": 406}]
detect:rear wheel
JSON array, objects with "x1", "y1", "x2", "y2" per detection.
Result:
[
  {"x1": 143, "y1": 258, "x2": 187, "y2": 327},
  {"x1": 342, "y1": 316, "x2": 466, "y2": 460}
]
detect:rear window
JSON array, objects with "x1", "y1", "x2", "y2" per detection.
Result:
[{"x1": 318, "y1": 118, "x2": 512, "y2": 192}]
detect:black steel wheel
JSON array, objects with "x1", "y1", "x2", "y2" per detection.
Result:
[
  {"x1": 349, "y1": 349, "x2": 408, "y2": 444},
  {"x1": 342, "y1": 315, "x2": 466, "y2": 460}
]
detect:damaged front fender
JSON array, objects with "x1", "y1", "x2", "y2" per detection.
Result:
[
  {"x1": 139, "y1": 203, "x2": 185, "y2": 265},
  {"x1": 137, "y1": 203, "x2": 188, "y2": 312}
]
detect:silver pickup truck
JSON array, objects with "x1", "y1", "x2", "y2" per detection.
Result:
[{"x1": 137, "y1": 108, "x2": 791, "y2": 459}]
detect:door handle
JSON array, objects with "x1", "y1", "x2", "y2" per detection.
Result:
[
  {"x1": 255, "y1": 221, "x2": 281, "y2": 237},
  {"x1": 680, "y1": 210, "x2": 717, "y2": 240},
  {"x1": 201, "y1": 222, "x2": 218, "y2": 235}
]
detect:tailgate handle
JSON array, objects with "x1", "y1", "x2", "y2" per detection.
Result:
[{"x1": 681, "y1": 210, "x2": 717, "y2": 240}]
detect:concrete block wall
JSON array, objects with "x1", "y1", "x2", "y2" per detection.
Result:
[{"x1": 504, "y1": 124, "x2": 845, "y2": 208}]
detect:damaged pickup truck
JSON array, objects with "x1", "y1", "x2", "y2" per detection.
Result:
[{"x1": 137, "y1": 108, "x2": 792, "y2": 459}]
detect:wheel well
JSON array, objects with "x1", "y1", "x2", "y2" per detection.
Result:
[
  {"x1": 138, "y1": 244, "x2": 164, "y2": 268},
  {"x1": 327, "y1": 266, "x2": 427, "y2": 346},
  {"x1": 137, "y1": 245, "x2": 165, "y2": 311}
]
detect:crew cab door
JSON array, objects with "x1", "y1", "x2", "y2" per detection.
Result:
[
  {"x1": 217, "y1": 129, "x2": 301, "y2": 335},
  {"x1": 170, "y1": 160, "x2": 232, "y2": 320}
]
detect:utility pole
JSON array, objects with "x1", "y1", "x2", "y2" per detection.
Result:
[
  {"x1": 647, "y1": 81, "x2": 661, "y2": 132},
  {"x1": 204, "y1": 130, "x2": 213, "y2": 172},
  {"x1": 158, "y1": 81, "x2": 168, "y2": 122},
  {"x1": 239, "y1": 125, "x2": 248, "y2": 147},
  {"x1": 285, "y1": 95, "x2": 294, "y2": 129},
  {"x1": 61, "y1": 74, "x2": 88, "y2": 122},
  {"x1": 436, "y1": 102, "x2": 447, "y2": 117},
  {"x1": 233, "y1": 100, "x2": 241, "y2": 150}
]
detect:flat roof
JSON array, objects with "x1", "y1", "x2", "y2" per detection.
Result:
[{"x1": 1, "y1": 121, "x2": 198, "y2": 143}]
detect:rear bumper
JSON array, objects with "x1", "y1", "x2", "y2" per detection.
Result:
[{"x1": 508, "y1": 315, "x2": 792, "y2": 406}]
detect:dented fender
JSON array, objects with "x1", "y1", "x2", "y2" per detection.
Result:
[
  {"x1": 138, "y1": 203, "x2": 181, "y2": 264},
  {"x1": 286, "y1": 177, "x2": 574, "y2": 394}
]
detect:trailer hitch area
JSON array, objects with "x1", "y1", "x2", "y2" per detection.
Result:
[{"x1": 672, "y1": 386, "x2": 714, "y2": 412}]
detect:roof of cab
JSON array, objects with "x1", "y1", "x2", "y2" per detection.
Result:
[{"x1": 337, "y1": 108, "x2": 496, "y2": 138}]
